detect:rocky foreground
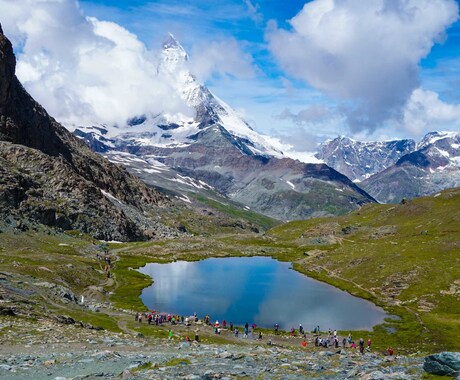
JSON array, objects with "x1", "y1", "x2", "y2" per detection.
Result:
[{"x1": 0, "y1": 314, "x2": 429, "y2": 380}]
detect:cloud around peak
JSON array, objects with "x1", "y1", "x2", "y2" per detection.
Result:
[
  {"x1": 0, "y1": 0, "x2": 256, "y2": 127},
  {"x1": 266, "y1": 0, "x2": 459, "y2": 133}
]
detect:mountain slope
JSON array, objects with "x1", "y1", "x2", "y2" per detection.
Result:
[
  {"x1": 72, "y1": 35, "x2": 375, "y2": 220},
  {"x1": 0, "y1": 25, "x2": 179, "y2": 241},
  {"x1": 361, "y1": 131, "x2": 460, "y2": 203},
  {"x1": 267, "y1": 186, "x2": 460, "y2": 350}
]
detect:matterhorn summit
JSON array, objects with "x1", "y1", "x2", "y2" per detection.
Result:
[
  {"x1": 161, "y1": 33, "x2": 189, "y2": 62},
  {"x1": 74, "y1": 33, "x2": 283, "y2": 157},
  {"x1": 72, "y1": 34, "x2": 375, "y2": 221}
]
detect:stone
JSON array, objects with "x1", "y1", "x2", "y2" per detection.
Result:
[
  {"x1": 424, "y1": 352, "x2": 460, "y2": 376},
  {"x1": 218, "y1": 352, "x2": 233, "y2": 359}
]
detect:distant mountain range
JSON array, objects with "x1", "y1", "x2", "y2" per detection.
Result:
[
  {"x1": 71, "y1": 34, "x2": 374, "y2": 221},
  {"x1": 317, "y1": 131, "x2": 460, "y2": 203}
]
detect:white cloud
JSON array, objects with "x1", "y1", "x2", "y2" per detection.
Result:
[
  {"x1": 275, "y1": 105, "x2": 336, "y2": 125},
  {"x1": 0, "y1": 0, "x2": 256, "y2": 127},
  {"x1": 189, "y1": 39, "x2": 256, "y2": 82},
  {"x1": 266, "y1": 0, "x2": 459, "y2": 132},
  {"x1": 401, "y1": 88, "x2": 460, "y2": 136},
  {"x1": 0, "y1": 0, "x2": 193, "y2": 126}
]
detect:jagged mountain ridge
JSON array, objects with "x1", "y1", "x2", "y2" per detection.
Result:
[
  {"x1": 361, "y1": 131, "x2": 460, "y2": 203},
  {"x1": 316, "y1": 137, "x2": 416, "y2": 182},
  {"x1": 72, "y1": 34, "x2": 375, "y2": 220},
  {"x1": 0, "y1": 25, "x2": 180, "y2": 241}
]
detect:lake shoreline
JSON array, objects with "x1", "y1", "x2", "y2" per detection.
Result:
[
  {"x1": 137, "y1": 256, "x2": 388, "y2": 331},
  {"x1": 111, "y1": 243, "x2": 411, "y2": 353}
]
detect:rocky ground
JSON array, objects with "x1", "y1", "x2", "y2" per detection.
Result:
[{"x1": 0, "y1": 313, "x2": 427, "y2": 380}]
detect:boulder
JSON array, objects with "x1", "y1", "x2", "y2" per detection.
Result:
[{"x1": 423, "y1": 352, "x2": 460, "y2": 376}]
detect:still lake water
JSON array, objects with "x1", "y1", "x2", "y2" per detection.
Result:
[{"x1": 139, "y1": 256, "x2": 387, "y2": 330}]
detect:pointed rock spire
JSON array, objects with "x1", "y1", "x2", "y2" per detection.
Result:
[
  {"x1": 161, "y1": 33, "x2": 188, "y2": 62},
  {"x1": 162, "y1": 33, "x2": 181, "y2": 49}
]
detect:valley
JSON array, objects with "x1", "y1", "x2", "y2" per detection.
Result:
[
  {"x1": 0, "y1": 186, "x2": 459, "y2": 378},
  {"x1": 0, "y1": 11, "x2": 459, "y2": 378}
]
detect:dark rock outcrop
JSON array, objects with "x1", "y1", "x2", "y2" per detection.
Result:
[
  {"x1": 424, "y1": 352, "x2": 460, "y2": 376},
  {"x1": 0, "y1": 25, "x2": 175, "y2": 241}
]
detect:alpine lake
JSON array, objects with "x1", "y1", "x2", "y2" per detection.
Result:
[{"x1": 138, "y1": 256, "x2": 388, "y2": 331}]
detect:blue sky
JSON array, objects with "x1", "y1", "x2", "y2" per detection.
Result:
[
  {"x1": 1, "y1": 0, "x2": 459, "y2": 147},
  {"x1": 80, "y1": 0, "x2": 460, "y2": 142}
]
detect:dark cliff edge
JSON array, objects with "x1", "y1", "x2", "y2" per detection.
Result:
[{"x1": 0, "y1": 25, "x2": 176, "y2": 241}]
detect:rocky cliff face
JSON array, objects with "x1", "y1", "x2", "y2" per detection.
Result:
[{"x1": 0, "y1": 26, "x2": 176, "y2": 241}]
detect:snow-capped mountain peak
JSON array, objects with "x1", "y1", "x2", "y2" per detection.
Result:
[
  {"x1": 73, "y1": 33, "x2": 286, "y2": 158},
  {"x1": 416, "y1": 131, "x2": 460, "y2": 150},
  {"x1": 316, "y1": 136, "x2": 416, "y2": 182},
  {"x1": 161, "y1": 33, "x2": 189, "y2": 64}
]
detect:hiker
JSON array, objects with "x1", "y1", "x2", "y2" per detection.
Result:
[
  {"x1": 168, "y1": 330, "x2": 173, "y2": 340},
  {"x1": 367, "y1": 338, "x2": 372, "y2": 351},
  {"x1": 359, "y1": 338, "x2": 365, "y2": 354},
  {"x1": 290, "y1": 327, "x2": 295, "y2": 336},
  {"x1": 274, "y1": 323, "x2": 279, "y2": 334},
  {"x1": 222, "y1": 320, "x2": 227, "y2": 328},
  {"x1": 243, "y1": 326, "x2": 248, "y2": 338},
  {"x1": 234, "y1": 328, "x2": 239, "y2": 338},
  {"x1": 347, "y1": 333, "x2": 352, "y2": 344},
  {"x1": 351, "y1": 341, "x2": 357, "y2": 349},
  {"x1": 258, "y1": 331, "x2": 262, "y2": 340},
  {"x1": 315, "y1": 336, "x2": 319, "y2": 347},
  {"x1": 299, "y1": 324, "x2": 304, "y2": 334},
  {"x1": 229, "y1": 322, "x2": 233, "y2": 332},
  {"x1": 386, "y1": 347, "x2": 394, "y2": 356},
  {"x1": 342, "y1": 337, "x2": 347, "y2": 348}
]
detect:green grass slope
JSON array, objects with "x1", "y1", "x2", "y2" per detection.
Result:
[
  {"x1": 1, "y1": 187, "x2": 459, "y2": 354},
  {"x1": 268, "y1": 187, "x2": 460, "y2": 351}
]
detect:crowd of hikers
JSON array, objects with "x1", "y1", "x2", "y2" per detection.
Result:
[{"x1": 134, "y1": 311, "x2": 395, "y2": 356}]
